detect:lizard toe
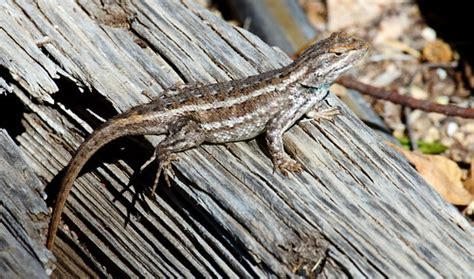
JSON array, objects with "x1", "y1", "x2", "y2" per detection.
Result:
[{"x1": 276, "y1": 157, "x2": 303, "y2": 175}]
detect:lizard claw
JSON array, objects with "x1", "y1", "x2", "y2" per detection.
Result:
[
  {"x1": 275, "y1": 157, "x2": 303, "y2": 176},
  {"x1": 149, "y1": 153, "x2": 179, "y2": 197},
  {"x1": 305, "y1": 106, "x2": 341, "y2": 123}
]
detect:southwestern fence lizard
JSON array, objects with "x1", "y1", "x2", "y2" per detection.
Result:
[{"x1": 46, "y1": 32, "x2": 368, "y2": 249}]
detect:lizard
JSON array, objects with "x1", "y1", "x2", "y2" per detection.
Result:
[{"x1": 46, "y1": 31, "x2": 368, "y2": 250}]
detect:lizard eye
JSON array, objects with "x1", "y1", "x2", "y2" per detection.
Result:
[{"x1": 330, "y1": 46, "x2": 347, "y2": 56}]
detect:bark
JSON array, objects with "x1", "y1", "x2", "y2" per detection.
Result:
[
  {"x1": 0, "y1": 130, "x2": 53, "y2": 278},
  {"x1": 0, "y1": 0, "x2": 472, "y2": 277}
]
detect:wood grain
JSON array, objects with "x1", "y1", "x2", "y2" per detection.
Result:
[
  {"x1": 0, "y1": 130, "x2": 54, "y2": 278},
  {"x1": 0, "y1": 0, "x2": 472, "y2": 277}
]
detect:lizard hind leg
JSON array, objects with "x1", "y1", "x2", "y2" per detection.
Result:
[{"x1": 141, "y1": 118, "x2": 205, "y2": 197}]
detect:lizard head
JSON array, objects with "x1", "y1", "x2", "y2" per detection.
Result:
[{"x1": 292, "y1": 32, "x2": 368, "y2": 88}]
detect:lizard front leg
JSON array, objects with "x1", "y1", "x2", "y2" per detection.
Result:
[
  {"x1": 266, "y1": 128, "x2": 303, "y2": 175},
  {"x1": 141, "y1": 118, "x2": 205, "y2": 196},
  {"x1": 265, "y1": 103, "x2": 305, "y2": 177}
]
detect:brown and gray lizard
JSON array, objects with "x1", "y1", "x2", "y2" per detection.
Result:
[{"x1": 46, "y1": 32, "x2": 368, "y2": 249}]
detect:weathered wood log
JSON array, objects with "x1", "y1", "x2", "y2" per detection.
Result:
[
  {"x1": 0, "y1": 0, "x2": 472, "y2": 277},
  {"x1": 223, "y1": 0, "x2": 317, "y2": 54},
  {"x1": 0, "y1": 129, "x2": 54, "y2": 278}
]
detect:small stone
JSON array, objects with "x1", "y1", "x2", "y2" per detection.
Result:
[
  {"x1": 421, "y1": 27, "x2": 437, "y2": 41},
  {"x1": 441, "y1": 137, "x2": 454, "y2": 147},
  {"x1": 446, "y1": 122, "x2": 459, "y2": 136},
  {"x1": 371, "y1": 64, "x2": 401, "y2": 87},
  {"x1": 464, "y1": 134, "x2": 474, "y2": 146},
  {"x1": 461, "y1": 122, "x2": 474, "y2": 133},
  {"x1": 425, "y1": 127, "x2": 440, "y2": 142},
  {"x1": 436, "y1": 68, "x2": 447, "y2": 80},
  {"x1": 409, "y1": 109, "x2": 423, "y2": 123},
  {"x1": 410, "y1": 85, "x2": 428, "y2": 100},
  {"x1": 435, "y1": 96, "x2": 449, "y2": 105},
  {"x1": 452, "y1": 131, "x2": 465, "y2": 143}
]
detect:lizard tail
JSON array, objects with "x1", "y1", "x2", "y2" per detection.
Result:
[{"x1": 46, "y1": 114, "x2": 166, "y2": 250}]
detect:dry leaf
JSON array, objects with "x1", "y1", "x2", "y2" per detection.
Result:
[
  {"x1": 327, "y1": 0, "x2": 382, "y2": 30},
  {"x1": 390, "y1": 144, "x2": 474, "y2": 205},
  {"x1": 463, "y1": 157, "x2": 474, "y2": 195},
  {"x1": 422, "y1": 39, "x2": 453, "y2": 63}
]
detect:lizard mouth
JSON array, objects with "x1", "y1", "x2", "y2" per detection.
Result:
[
  {"x1": 331, "y1": 64, "x2": 352, "y2": 76},
  {"x1": 331, "y1": 51, "x2": 366, "y2": 76}
]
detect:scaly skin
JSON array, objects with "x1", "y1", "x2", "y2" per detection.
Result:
[{"x1": 46, "y1": 32, "x2": 368, "y2": 250}]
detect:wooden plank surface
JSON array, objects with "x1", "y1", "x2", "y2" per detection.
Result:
[
  {"x1": 0, "y1": 0, "x2": 472, "y2": 277},
  {"x1": 0, "y1": 129, "x2": 54, "y2": 278}
]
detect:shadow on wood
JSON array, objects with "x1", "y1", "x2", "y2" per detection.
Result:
[{"x1": 0, "y1": 0, "x2": 472, "y2": 277}]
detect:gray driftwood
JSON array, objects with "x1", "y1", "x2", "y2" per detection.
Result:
[
  {"x1": 0, "y1": 129, "x2": 54, "y2": 278},
  {"x1": 0, "y1": 0, "x2": 472, "y2": 277}
]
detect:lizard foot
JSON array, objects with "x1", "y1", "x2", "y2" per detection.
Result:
[
  {"x1": 149, "y1": 153, "x2": 179, "y2": 197},
  {"x1": 304, "y1": 106, "x2": 341, "y2": 123},
  {"x1": 275, "y1": 156, "x2": 303, "y2": 176}
]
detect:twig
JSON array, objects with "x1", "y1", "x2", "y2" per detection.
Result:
[{"x1": 337, "y1": 76, "x2": 474, "y2": 118}]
